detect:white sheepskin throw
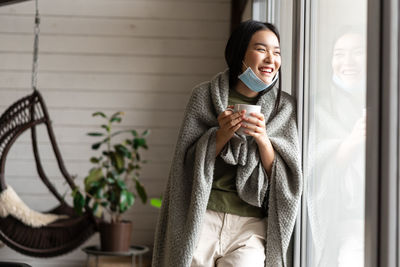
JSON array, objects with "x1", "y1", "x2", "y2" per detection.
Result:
[{"x1": 0, "y1": 185, "x2": 67, "y2": 227}]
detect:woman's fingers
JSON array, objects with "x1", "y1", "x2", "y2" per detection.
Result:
[
  {"x1": 249, "y1": 112, "x2": 265, "y2": 121},
  {"x1": 243, "y1": 123, "x2": 262, "y2": 133},
  {"x1": 218, "y1": 110, "x2": 234, "y2": 120},
  {"x1": 243, "y1": 114, "x2": 265, "y2": 128},
  {"x1": 232, "y1": 121, "x2": 242, "y2": 132},
  {"x1": 218, "y1": 108, "x2": 243, "y2": 120},
  {"x1": 225, "y1": 114, "x2": 243, "y2": 129},
  {"x1": 219, "y1": 111, "x2": 244, "y2": 126}
]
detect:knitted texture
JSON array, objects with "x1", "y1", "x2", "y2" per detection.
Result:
[{"x1": 152, "y1": 69, "x2": 302, "y2": 267}]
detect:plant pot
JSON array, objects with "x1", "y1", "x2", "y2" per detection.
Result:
[{"x1": 99, "y1": 220, "x2": 132, "y2": 252}]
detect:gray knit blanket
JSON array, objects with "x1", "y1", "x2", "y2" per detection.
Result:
[{"x1": 152, "y1": 69, "x2": 302, "y2": 267}]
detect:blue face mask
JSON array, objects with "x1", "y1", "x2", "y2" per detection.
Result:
[{"x1": 238, "y1": 63, "x2": 278, "y2": 92}]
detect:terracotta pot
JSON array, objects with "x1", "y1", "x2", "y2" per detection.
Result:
[{"x1": 99, "y1": 220, "x2": 132, "y2": 252}]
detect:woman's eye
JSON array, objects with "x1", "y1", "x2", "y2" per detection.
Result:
[
  {"x1": 256, "y1": 48, "x2": 266, "y2": 52},
  {"x1": 274, "y1": 51, "x2": 281, "y2": 55}
]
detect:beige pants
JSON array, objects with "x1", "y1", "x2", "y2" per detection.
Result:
[{"x1": 191, "y1": 209, "x2": 267, "y2": 267}]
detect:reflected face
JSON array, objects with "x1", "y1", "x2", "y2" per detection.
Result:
[
  {"x1": 332, "y1": 33, "x2": 366, "y2": 87},
  {"x1": 242, "y1": 29, "x2": 281, "y2": 84}
]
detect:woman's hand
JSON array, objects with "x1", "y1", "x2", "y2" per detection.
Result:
[
  {"x1": 242, "y1": 112, "x2": 268, "y2": 145},
  {"x1": 243, "y1": 112, "x2": 275, "y2": 175},
  {"x1": 348, "y1": 115, "x2": 366, "y2": 144},
  {"x1": 336, "y1": 115, "x2": 366, "y2": 164},
  {"x1": 215, "y1": 105, "x2": 244, "y2": 156}
]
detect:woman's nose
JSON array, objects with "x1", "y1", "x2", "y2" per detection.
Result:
[
  {"x1": 343, "y1": 53, "x2": 356, "y2": 64},
  {"x1": 264, "y1": 51, "x2": 273, "y2": 62}
]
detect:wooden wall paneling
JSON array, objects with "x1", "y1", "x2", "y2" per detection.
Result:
[
  {"x1": 0, "y1": 72, "x2": 211, "y2": 93},
  {"x1": 0, "y1": 34, "x2": 226, "y2": 57},
  {"x1": 0, "y1": 15, "x2": 230, "y2": 39},
  {"x1": 0, "y1": 0, "x2": 230, "y2": 21}
]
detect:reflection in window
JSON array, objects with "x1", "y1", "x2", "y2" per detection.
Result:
[{"x1": 306, "y1": 1, "x2": 367, "y2": 266}]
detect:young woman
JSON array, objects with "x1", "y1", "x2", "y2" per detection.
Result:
[{"x1": 152, "y1": 20, "x2": 302, "y2": 267}]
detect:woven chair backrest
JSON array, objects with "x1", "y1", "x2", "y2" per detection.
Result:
[
  {"x1": 0, "y1": 92, "x2": 46, "y2": 188},
  {"x1": 0, "y1": 91, "x2": 76, "y2": 201}
]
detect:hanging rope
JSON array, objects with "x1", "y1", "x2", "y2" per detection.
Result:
[{"x1": 31, "y1": 0, "x2": 40, "y2": 91}]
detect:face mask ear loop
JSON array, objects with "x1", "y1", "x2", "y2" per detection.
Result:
[{"x1": 242, "y1": 61, "x2": 249, "y2": 69}]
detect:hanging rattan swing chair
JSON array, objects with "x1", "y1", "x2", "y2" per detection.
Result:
[{"x1": 0, "y1": 1, "x2": 98, "y2": 257}]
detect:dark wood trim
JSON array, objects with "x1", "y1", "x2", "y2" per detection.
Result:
[
  {"x1": 231, "y1": 0, "x2": 249, "y2": 33},
  {"x1": 0, "y1": 0, "x2": 30, "y2": 7}
]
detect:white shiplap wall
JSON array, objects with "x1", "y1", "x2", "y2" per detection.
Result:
[{"x1": 0, "y1": 0, "x2": 229, "y2": 265}]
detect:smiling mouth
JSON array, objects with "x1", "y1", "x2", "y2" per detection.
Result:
[
  {"x1": 341, "y1": 69, "x2": 360, "y2": 76},
  {"x1": 259, "y1": 67, "x2": 274, "y2": 75}
]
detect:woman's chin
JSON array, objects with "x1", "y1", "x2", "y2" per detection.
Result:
[{"x1": 262, "y1": 78, "x2": 273, "y2": 84}]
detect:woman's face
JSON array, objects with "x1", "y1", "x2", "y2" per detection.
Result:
[
  {"x1": 332, "y1": 33, "x2": 366, "y2": 87},
  {"x1": 242, "y1": 29, "x2": 281, "y2": 84}
]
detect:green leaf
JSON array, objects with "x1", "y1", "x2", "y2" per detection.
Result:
[
  {"x1": 115, "y1": 144, "x2": 131, "y2": 159},
  {"x1": 87, "y1": 132, "x2": 104, "y2": 137},
  {"x1": 135, "y1": 180, "x2": 147, "y2": 203},
  {"x1": 90, "y1": 157, "x2": 100, "y2": 164},
  {"x1": 101, "y1": 124, "x2": 110, "y2": 132},
  {"x1": 116, "y1": 179, "x2": 127, "y2": 190},
  {"x1": 109, "y1": 169, "x2": 120, "y2": 180},
  {"x1": 142, "y1": 129, "x2": 150, "y2": 137},
  {"x1": 127, "y1": 163, "x2": 135, "y2": 171},
  {"x1": 110, "y1": 111, "x2": 123, "y2": 120},
  {"x1": 110, "y1": 152, "x2": 125, "y2": 172},
  {"x1": 110, "y1": 117, "x2": 122, "y2": 123},
  {"x1": 101, "y1": 137, "x2": 110, "y2": 144},
  {"x1": 72, "y1": 188, "x2": 85, "y2": 215},
  {"x1": 108, "y1": 191, "x2": 117, "y2": 209},
  {"x1": 92, "y1": 202, "x2": 99, "y2": 214},
  {"x1": 94, "y1": 203, "x2": 103, "y2": 217},
  {"x1": 87, "y1": 182, "x2": 100, "y2": 194},
  {"x1": 150, "y1": 198, "x2": 162, "y2": 208},
  {"x1": 131, "y1": 130, "x2": 138, "y2": 137},
  {"x1": 94, "y1": 185, "x2": 103, "y2": 199},
  {"x1": 92, "y1": 112, "x2": 107, "y2": 118},
  {"x1": 133, "y1": 138, "x2": 146, "y2": 150},
  {"x1": 92, "y1": 142, "x2": 102, "y2": 150},
  {"x1": 119, "y1": 190, "x2": 133, "y2": 213},
  {"x1": 133, "y1": 164, "x2": 140, "y2": 170},
  {"x1": 106, "y1": 177, "x2": 116, "y2": 184},
  {"x1": 127, "y1": 192, "x2": 135, "y2": 207},
  {"x1": 84, "y1": 168, "x2": 103, "y2": 191}
]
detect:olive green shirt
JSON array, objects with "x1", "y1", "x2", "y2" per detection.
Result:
[{"x1": 207, "y1": 89, "x2": 266, "y2": 218}]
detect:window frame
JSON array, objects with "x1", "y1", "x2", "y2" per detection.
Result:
[{"x1": 365, "y1": 0, "x2": 399, "y2": 266}]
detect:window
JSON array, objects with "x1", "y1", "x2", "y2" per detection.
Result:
[
  {"x1": 262, "y1": 1, "x2": 399, "y2": 266},
  {"x1": 304, "y1": 1, "x2": 367, "y2": 266}
]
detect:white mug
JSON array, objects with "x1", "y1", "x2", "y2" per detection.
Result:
[{"x1": 227, "y1": 104, "x2": 261, "y2": 136}]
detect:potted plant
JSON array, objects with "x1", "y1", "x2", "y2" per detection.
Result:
[{"x1": 72, "y1": 111, "x2": 153, "y2": 252}]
